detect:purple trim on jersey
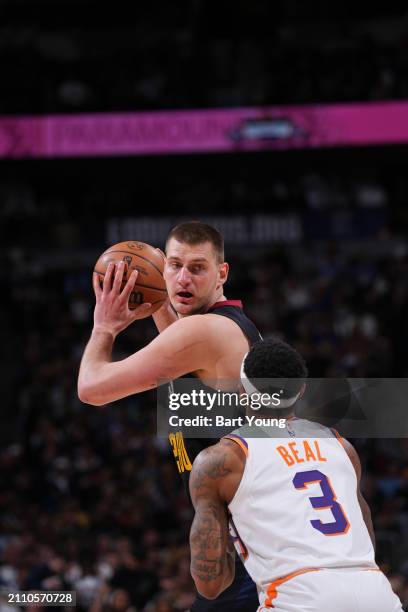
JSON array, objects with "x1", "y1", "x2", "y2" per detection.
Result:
[
  {"x1": 229, "y1": 514, "x2": 249, "y2": 561},
  {"x1": 227, "y1": 434, "x2": 249, "y2": 450}
]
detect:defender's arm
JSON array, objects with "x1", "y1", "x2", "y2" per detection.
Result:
[
  {"x1": 341, "y1": 437, "x2": 375, "y2": 550},
  {"x1": 189, "y1": 444, "x2": 238, "y2": 599}
]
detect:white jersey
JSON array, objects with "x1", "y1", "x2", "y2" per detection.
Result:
[{"x1": 226, "y1": 418, "x2": 378, "y2": 608}]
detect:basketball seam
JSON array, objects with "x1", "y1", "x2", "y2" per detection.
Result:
[
  {"x1": 99, "y1": 250, "x2": 164, "y2": 276},
  {"x1": 94, "y1": 270, "x2": 167, "y2": 293}
]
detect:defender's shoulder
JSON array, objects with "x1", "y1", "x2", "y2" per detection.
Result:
[
  {"x1": 193, "y1": 439, "x2": 245, "y2": 478},
  {"x1": 190, "y1": 440, "x2": 245, "y2": 505},
  {"x1": 193, "y1": 440, "x2": 234, "y2": 472}
]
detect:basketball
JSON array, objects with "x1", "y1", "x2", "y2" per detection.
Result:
[{"x1": 94, "y1": 241, "x2": 167, "y2": 317}]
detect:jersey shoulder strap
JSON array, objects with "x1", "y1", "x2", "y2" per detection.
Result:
[{"x1": 207, "y1": 300, "x2": 262, "y2": 346}]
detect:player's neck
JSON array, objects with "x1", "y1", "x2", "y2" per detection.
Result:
[{"x1": 210, "y1": 294, "x2": 227, "y2": 307}]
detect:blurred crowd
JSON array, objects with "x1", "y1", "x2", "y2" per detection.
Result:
[
  {"x1": 0, "y1": 407, "x2": 195, "y2": 611},
  {"x1": 241, "y1": 243, "x2": 408, "y2": 377},
  {"x1": 1, "y1": 1, "x2": 408, "y2": 114}
]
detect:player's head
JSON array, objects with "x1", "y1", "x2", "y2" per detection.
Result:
[
  {"x1": 241, "y1": 338, "x2": 308, "y2": 416},
  {"x1": 164, "y1": 221, "x2": 229, "y2": 316}
]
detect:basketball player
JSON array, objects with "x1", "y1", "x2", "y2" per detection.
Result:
[
  {"x1": 188, "y1": 338, "x2": 403, "y2": 611},
  {"x1": 78, "y1": 222, "x2": 260, "y2": 610}
]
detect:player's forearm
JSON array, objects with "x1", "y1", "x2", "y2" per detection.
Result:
[
  {"x1": 78, "y1": 329, "x2": 116, "y2": 405},
  {"x1": 152, "y1": 299, "x2": 178, "y2": 333},
  {"x1": 191, "y1": 550, "x2": 234, "y2": 600},
  {"x1": 190, "y1": 503, "x2": 235, "y2": 599}
]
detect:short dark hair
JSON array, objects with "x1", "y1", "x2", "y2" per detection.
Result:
[
  {"x1": 166, "y1": 221, "x2": 224, "y2": 263},
  {"x1": 244, "y1": 338, "x2": 308, "y2": 399}
]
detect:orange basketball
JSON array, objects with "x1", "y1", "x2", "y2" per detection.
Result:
[{"x1": 94, "y1": 241, "x2": 167, "y2": 317}]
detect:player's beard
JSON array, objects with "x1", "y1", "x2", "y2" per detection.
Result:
[
  {"x1": 173, "y1": 295, "x2": 213, "y2": 317},
  {"x1": 188, "y1": 302, "x2": 211, "y2": 315}
]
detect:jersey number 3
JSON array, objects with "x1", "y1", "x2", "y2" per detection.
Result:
[{"x1": 293, "y1": 469, "x2": 350, "y2": 536}]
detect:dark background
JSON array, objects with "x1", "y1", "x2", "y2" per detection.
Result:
[{"x1": 1, "y1": 1, "x2": 408, "y2": 610}]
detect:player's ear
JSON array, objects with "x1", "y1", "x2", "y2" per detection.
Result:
[{"x1": 218, "y1": 262, "x2": 229, "y2": 286}]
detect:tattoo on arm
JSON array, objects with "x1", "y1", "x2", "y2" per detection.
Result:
[
  {"x1": 190, "y1": 449, "x2": 231, "y2": 495},
  {"x1": 190, "y1": 501, "x2": 232, "y2": 583},
  {"x1": 189, "y1": 446, "x2": 235, "y2": 595}
]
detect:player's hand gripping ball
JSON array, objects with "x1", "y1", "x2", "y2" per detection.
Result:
[{"x1": 94, "y1": 241, "x2": 167, "y2": 319}]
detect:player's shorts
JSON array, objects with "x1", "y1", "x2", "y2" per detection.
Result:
[
  {"x1": 190, "y1": 556, "x2": 258, "y2": 612},
  {"x1": 258, "y1": 567, "x2": 403, "y2": 612}
]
